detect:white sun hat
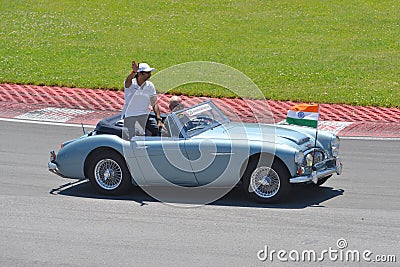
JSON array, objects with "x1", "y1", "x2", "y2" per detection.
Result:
[{"x1": 137, "y1": 63, "x2": 155, "y2": 72}]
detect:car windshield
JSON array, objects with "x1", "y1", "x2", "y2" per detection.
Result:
[{"x1": 170, "y1": 101, "x2": 230, "y2": 138}]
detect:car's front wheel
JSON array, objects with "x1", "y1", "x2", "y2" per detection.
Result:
[
  {"x1": 87, "y1": 149, "x2": 132, "y2": 195},
  {"x1": 243, "y1": 157, "x2": 291, "y2": 203}
]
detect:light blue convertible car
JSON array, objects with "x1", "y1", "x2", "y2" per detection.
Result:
[{"x1": 48, "y1": 101, "x2": 342, "y2": 203}]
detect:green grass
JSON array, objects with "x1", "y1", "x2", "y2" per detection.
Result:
[{"x1": 1, "y1": 0, "x2": 399, "y2": 107}]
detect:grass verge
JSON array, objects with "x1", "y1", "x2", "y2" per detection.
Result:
[{"x1": 0, "y1": 0, "x2": 399, "y2": 107}]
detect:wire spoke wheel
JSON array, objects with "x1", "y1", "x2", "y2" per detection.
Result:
[
  {"x1": 87, "y1": 149, "x2": 132, "y2": 195},
  {"x1": 250, "y1": 166, "x2": 280, "y2": 198},
  {"x1": 94, "y1": 159, "x2": 123, "y2": 190},
  {"x1": 243, "y1": 157, "x2": 291, "y2": 203}
]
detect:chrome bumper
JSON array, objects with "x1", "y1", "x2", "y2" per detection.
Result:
[
  {"x1": 290, "y1": 158, "x2": 343, "y2": 184},
  {"x1": 48, "y1": 161, "x2": 68, "y2": 178}
]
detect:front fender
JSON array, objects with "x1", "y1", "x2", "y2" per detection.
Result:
[{"x1": 240, "y1": 141, "x2": 298, "y2": 178}]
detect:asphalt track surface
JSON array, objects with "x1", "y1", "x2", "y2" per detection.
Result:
[{"x1": 0, "y1": 120, "x2": 399, "y2": 266}]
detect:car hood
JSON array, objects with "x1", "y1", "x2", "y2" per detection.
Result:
[{"x1": 196, "y1": 122, "x2": 312, "y2": 145}]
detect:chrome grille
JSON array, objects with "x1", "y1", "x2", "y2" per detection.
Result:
[{"x1": 305, "y1": 149, "x2": 326, "y2": 166}]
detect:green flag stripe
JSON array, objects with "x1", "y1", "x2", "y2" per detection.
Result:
[{"x1": 286, "y1": 117, "x2": 318, "y2": 128}]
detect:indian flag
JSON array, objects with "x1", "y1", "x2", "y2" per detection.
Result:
[{"x1": 286, "y1": 104, "x2": 319, "y2": 128}]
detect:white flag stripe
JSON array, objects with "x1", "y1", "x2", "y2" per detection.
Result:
[{"x1": 287, "y1": 110, "x2": 319, "y2": 121}]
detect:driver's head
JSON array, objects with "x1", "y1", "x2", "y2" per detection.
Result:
[{"x1": 169, "y1": 96, "x2": 184, "y2": 112}]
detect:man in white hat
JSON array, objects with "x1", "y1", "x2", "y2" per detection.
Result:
[{"x1": 121, "y1": 61, "x2": 163, "y2": 139}]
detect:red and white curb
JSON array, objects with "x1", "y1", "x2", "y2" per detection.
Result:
[
  {"x1": 1, "y1": 83, "x2": 399, "y2": 138},
  {"x1": 318, "y1": 121, "x2": 354, "y2": 135},
  {"x1": 0, "y1": 106, "x2": 368, "y2": 138}
]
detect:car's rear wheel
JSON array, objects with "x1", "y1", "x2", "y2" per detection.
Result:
[
  {"x1": 243, "y1": 157, "x2": 291, "y2": 203},
  {"x1": 87, "y1": 149, "x2": 132, "y2": 195}
]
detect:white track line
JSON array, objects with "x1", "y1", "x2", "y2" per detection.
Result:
[
  {"x1": 1, "y1": 117, "x2": 399, "y2": 141},
  {"x1": 0, "y1": 117, "x2": 95, "y2": 128}
]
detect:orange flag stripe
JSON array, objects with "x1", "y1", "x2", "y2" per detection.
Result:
[{"x1": 290, "y1": 104, "x2": 319, "y2": 113}]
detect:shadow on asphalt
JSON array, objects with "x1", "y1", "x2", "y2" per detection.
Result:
[{"x1": 50, "y1": 179, "x2": 344, "y2": 209}]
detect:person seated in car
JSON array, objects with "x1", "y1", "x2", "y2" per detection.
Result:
[
  {"x1": 160, "y1": 96, "x2": 185, "y2": 137},
  {"x1": 169, "y1": 95, "x2": 184, "y2": 112},
  {"x1": 143, "y1": 95, "x2": 185, "y2": 137}
]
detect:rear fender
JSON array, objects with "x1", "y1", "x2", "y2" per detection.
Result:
[{"x1": 56, "y1": 134, "x2": 123, "y2": 179}]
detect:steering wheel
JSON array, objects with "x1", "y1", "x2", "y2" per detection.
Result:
[{"x1": 183, "y1": 116, "x2": 217, "y2": 134}]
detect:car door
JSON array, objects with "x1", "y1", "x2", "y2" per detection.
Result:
[
  {"x1": 126, "y1": 136, "x2": 198, "y2": 186},
  {"x1": 184, "y1": 137, "x2": 241, "y2": 186}
]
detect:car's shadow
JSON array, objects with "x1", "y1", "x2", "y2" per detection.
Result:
[{"x1": 50, "y1": 179, "x2": 344, "y2": 209}]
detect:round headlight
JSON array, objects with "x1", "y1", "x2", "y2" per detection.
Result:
[
  {"x1": 331, "y1": 136, "x2": 340, "y2": 157},
  {"x1": 331, "y1": 135, "x2": 340, "y2": 148},
  {"x1": 295, "y1": 151, "x2": 305, "y2": 165},
  {"x1": 306, "y1": 154, "x2": 314, "y2": 167}
]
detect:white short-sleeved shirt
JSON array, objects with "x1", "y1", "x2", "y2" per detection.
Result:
[{"x1": 121, "y1": 79, "x2": 156, "y2": 118}]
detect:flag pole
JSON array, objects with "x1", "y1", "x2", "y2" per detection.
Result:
[
  {"x1": 312, "y1": 128, "x2": 318, "y2": 169},
  {"x1": 311, "y1": 105, "x2": 320, "y2": 172}
]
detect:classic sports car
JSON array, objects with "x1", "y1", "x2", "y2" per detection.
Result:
[{"x1": 48, "y1": 101, "x2": 342, "y2": 203}]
